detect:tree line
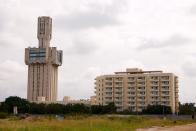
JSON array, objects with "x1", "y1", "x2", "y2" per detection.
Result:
[
  {"x1": 0, "y1": 96, "x2": 195, "y2": 115},
  {"x1": 0, "y1": 96, "x2": 116, "y2": 114}
]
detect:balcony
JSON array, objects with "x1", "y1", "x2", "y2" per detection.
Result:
[
  {"x1": 137, "y1": 79, "x2": 145, "y2": 82},
  {"x1": 137, "y1": 88, "x2": 145, "y2": 91},
  {"x1": 128, "y1": 91, "x2": 136, "y2": 96},
  {"x1": 137, "y1": 93, "x2": 146, "y2": 97},
  {"x1": 151, "y1": 92, "x2": 159, "y2": 96},
  {"x1": 114, "y1": 94, "x2": 123, "y2": 97},
  {"x1": 128, "y1": 99, "x2": 136, "y2": 102},
  {"x1": 114, "y1": 99, "x2": 122, "y2": 102},
  {"x1": 128, "y1": 84, "x2": 136, "y2": 87},
  {"x1": 161, "y1": 88, "x2": 169, "y2": 91},
  {"x1": 105, "y1": 78, "x2": 113, "y2": 81},
  {"x1": 127, "y1": 93, "x2": 136, "y2": 97},
  {"x1": 115, "y1": 103, "x2": 123, "y2": 107},
  {"x1": 128, "y1": 87, "x2": 136, "y2": 91},
  {"x1": 105, "y1": 84, "x2": 113, "y2": 87},
  {"x1": 105, "y1": 89, "x2": 112, "y2": 92},
  {"x1": 128, "y1": 102, "x2": 136, "y2": 106},
  {"x1": 137, "y1": 99, "x2": 146, "y2": 102},
  {"x1": 150, "y1": 79, "x2": 159, "y2": 81},
  {"x1": 150, "y1": 99, "x2": 160, "y2": 102},
  {"x1": 161, "y1": 93, "x2": 170, "y2": 97},
  {"x1": 161, "y1": 98, "x2": 170, "y2": 102},
  {"x1": 127, "y1": 77, "x2": 135, "y2": 81},
  {"x1": 137, "y1": 83, "x2": 146, "y2": 87}
]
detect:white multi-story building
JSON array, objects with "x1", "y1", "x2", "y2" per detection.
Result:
[{"x1": 95, "y1": 68, "x2": 179, "y2": 114}]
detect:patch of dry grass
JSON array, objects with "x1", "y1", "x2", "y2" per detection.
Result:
[{"x1": 0, "y1": 115, "x2": 195, "y2": 131}]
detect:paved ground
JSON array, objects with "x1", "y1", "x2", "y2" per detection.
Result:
[{"x1": 137, "y1": 123, "x2": 196, "y2": 131}]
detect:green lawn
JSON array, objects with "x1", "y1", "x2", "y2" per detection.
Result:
[{"x1": 0, "y1": 115, "x2": 195, "y2": 131}]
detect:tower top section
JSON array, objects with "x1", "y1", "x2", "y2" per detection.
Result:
[{"x1": 37, "y1": 16, "x2": 52, "y2": 48}]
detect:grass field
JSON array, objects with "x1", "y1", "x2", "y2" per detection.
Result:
[{"x1": 0, "y1": 115, "x2": 195, "y2": 131}]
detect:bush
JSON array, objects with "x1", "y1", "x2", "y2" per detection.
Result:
[
  {"x1": 142, "y1": 105, "x2": 172, "y2": 114},
  {"x1": 0, "y1": 112, "x2": 8, "y2": 119},
  {"x1": 1, "y1": 96, "x2": 117, "y2": 115},
  {"x1": 179, "y1": 103, "x2": 195, "y2": 115}
]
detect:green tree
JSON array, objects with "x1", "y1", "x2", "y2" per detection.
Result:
[
  {"x1": 29, "y1": 103, "x2": 46, "y2": 114},
  {"x1": 179, "y1": 103, "x2": 195, "y2": 115},
  {"x1": 46, "y1": 104, "x2": 64, "y2": 114},
  {"x1": 4, "y1": 96, "x2": 30, "y2": 113},
  {"x1": 91, "y1": 105, "x2": 103, "y2": 114},
  {"x1": 0, "y1": 102, "x2": 9, "y2": 113},
  {"x1": 102, "y1": 102, "x2": 116, "y2": 114},
  {"x1": 142, "y1": 105, "x2": 172, "y2": 114}
]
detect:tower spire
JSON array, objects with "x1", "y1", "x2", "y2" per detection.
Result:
[{"x1": 37, "y1": 16, "x2": 52, "y2": 48}]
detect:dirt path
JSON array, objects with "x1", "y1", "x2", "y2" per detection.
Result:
[{"x1": 137, "y1": 123, "x2": 196, "y2": 131}]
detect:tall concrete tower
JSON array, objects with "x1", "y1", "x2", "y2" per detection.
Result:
[{"x1": 25, "y1": 16, "x2": 63, "y2": 102}]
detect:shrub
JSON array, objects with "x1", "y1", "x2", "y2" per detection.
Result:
[
  {"x1": 0, "y1": 112, "x2": 8, "y2": 119},
  {"x1": 142, "y1": 105, "x2": 172, "y2": 114}
]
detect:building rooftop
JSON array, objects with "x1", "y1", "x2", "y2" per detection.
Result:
[{"x1": 114, "y1": 68, "x2": 163, "y2": 74}]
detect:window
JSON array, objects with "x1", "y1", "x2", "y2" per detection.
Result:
[
  {"x1": 151, "y1": 86, "x2": 158, "y2": 90},
  {"x1": 151, "y1": 81, "x2": 158, "y2": 85},
  {"x1": 106, "y1": 87, "x2": 112, "y2": 90},
  {"x1": 115, "y1": 77, "x2": 123, "y2": 81},
  {"x1": 128, "y1": 77, "x2": 135, "y2": 81},
  {"x1": 105, "y1": 77, "x2": 112, "y2": 81},
  {"x1": 138, "y1": 77, "x2": 145, "y2": 80},
  {"x1": 161, "y1": 76, "x2": 169, "y2": 80},
  {"x1": 105, "y1": 82, "x2": 112, "y2": 86},
  {"x1": 162, "y1": 81, "x2": 169, "y2": 85},
  {"x1": 162, "y1": 86, "x2": 169, "y2": 90},
  {"x1": 139, "y1": 92, "x2": 145, "y2": 95},
  {"x1": 151, "y1": 76, "x2": 158, "y2": 80},
  {"x1": 29, "y1": 48, "x2": 46, "y2": 63},
  {"x1": 151, "y1": 91, "x2": 158, "y2": 95},
  {"x1": 138, "y1": 87, "x2": 145, "y2": 90}
]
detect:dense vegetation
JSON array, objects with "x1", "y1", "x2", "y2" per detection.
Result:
[
  {"x1": 0, "y1": 96, "x2": 195, "y2": 115},
  {"x1": 179, "y1": 103, "x2": 195, "y2": 115},
  {"x1": 0, "y1": 96, "x2": 116, "y2": 115},
  {"x1": 142, "y1": 105, "x2": 172, "y2": 114}
]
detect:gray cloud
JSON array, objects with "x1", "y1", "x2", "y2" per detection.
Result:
[
  {"x1": 190, "y1": 4, "x2": 196, "y2": 15},
  {"x1": 137, "y1": 34, "x2": 191, "y2": 50},
  {"x1": 54, "y1": 0, "x2": 129, "y2": 31},
  {"x1": 65, "y1": 37, "x2": 98, "y2": 55},
  {"x1": 182, "y1": 61, "x2": 196, "y2": 77},
  {"x1": 0, "y1": 60, "x2": 26, "y2": 101},
  {"x1": 55, "y1": 11, "x2": 119, "y2": 31}
]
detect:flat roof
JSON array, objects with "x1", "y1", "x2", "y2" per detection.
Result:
[{"x1": 114, "y1": 70, "x2": 163, "y2": 74}]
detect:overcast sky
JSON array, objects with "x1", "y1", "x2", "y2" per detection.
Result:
[{"x1": 0, "y1": 0, "x2": 196, "y2": 103}]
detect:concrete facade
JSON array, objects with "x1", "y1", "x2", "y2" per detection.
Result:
[
  {"x1": 25, "y1": 16, "x2": 62, "y2": 102},
  {"x1": 95, "y1": 68, "x2": 179, "y2": 114}
]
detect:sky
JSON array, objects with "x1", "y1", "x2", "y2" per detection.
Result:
[{"x1": 0, "y1": 0, "x2": 196, "y2": 103}]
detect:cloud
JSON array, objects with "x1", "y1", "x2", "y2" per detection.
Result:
[
  {"x1": 64, "y1": 35, "x2": 98, "y2": 55},
  {"x1": 190, "y1": 4, "x2": 196, "y2": 15},
  {"x1": 55, "y1": 11, "x2": 119, "y2": 31},
  {"x1": 137, "y1": 34, "x2": 191, "y2": 50},
  {"x1": 0, "y1": 60, "x2": 25, "y2": 80},
  {"x1": 182, "y1": 60, "x2": 196, "y2": 77},
  {"x1": 0, "y1": 60, "x2": 26, "y2": 101},
  {"x1": 54, "y1": 0, "x2": 130, "y2": 31}
]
